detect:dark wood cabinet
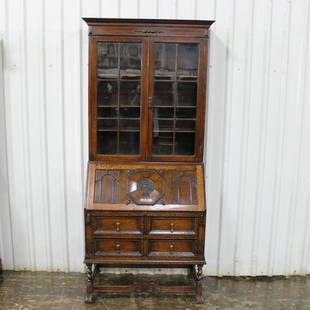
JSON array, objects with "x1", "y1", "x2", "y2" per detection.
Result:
[{"x1": 83, "y1": 18, "x2": 214, "y2": 303}]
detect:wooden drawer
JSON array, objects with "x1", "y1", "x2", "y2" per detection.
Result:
[
  {"x1": 148, "y1": 240, "x2": 195, "y2": 257},
  {"x1": 94, "y1": 239, "x2": 143, "y2": 257},
  {"x1": 93, "y1": 216, "x2": 143, "y2": 235},
  {"x1": 149, "y1": 217, "x2": 197, "y2": 235}
]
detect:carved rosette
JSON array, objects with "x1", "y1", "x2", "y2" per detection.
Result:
[{"x1": 126, "y1": 170, "x2": 165, "y2": 205}]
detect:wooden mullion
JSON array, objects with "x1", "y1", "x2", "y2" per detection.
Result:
[
  {"x1": 117, "y1": 43, "x2": 120, "y2": 154},
  {"x1": 140, "y1": 38, "x2": 149, "y2": 160},
  {"x1": 172, "y1": 43, "x2": 178, "y2": 155},
  {"x1": 194, "y1": 40, "x2": 207, "y2": 160},
  {"x1": 147, "y1": 38, "x2": 154, "y2": 160}
]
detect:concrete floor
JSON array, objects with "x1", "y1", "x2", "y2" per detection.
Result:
[{"x1": 0, "y1": 271, "x2": 310, "y2": 310}]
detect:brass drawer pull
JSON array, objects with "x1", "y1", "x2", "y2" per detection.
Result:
[
  {"x1": 116, "y1": 244, "x2": 121, "y2": 252},
  {"x1": 169, "y1": 244, "x2": 174, "y2": 254},
  {"x1": 170, "y1": 223, "x2": 175, "y2": 233},
  {"x1": 116, "y1": 222, "x2": 120, "y2": 232}
]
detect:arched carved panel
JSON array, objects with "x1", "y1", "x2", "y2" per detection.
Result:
[
  {"x1": 94, "y1": 170, "x2": 120, "y2": 203},
  {"x1": 171, "y1": 171, "x2": 197, "y2": 205}
]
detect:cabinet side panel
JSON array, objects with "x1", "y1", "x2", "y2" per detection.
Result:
[{"x1": 88, "y1": 37, "x2": 97, "y2": 160}]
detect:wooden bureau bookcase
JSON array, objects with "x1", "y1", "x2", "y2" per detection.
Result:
[{"x1": 83, "y1": 18, "x2": 214, "y2": 303}]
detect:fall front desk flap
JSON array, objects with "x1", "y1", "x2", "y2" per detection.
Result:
[{"x1": 86, "y1": 162, "x2": 205, "y2": 211}]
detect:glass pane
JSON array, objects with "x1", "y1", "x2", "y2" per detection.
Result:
[
  {"x1": 175, "y1": 120, "x2": 196, "y2": 131},
  {"x1": 176, "y1": 107, "x2": 196, "y2": 119},
  {"x1": 97, "y1": 42, "x2": 118, "y2": 77},
  {"x1": 96, "y1": 41, "x2": 142, "y2": 157},
  {"x1": 154, "y1": 82, "x2": 174, "y2": 106},
  {"x1": 119, "y1": 119, "x2": 139, "y2": 131},
  {"x1": 151, "y1": 42, "x2": 200, "y2": 157},
  {"x1": 119, "y1": 132, "x2": 139, "y2": 154},
  {"x1": 153, "y1": 120, "x2": 173, "y2": 131},
  {"x1": 153, "y1": 107, "x2": 174, "y2": 119},
  {"x1": 119, "y1": 107, "x2": 140, "y2": 118},
  {"x1": 120, "y1": 43, "x2": 141, "y2": 76},
  {"x1": 177, "y1": 43, "x2": 198, "y2": 77},
  {"x1": 97, "y1": 119, "x2": 117, "y2": 130},
  {"x1": 97, "y1": 132, "x2": 117, "y2": 154},
  {"x1": 97, "y1": 107, "x2": 118, "y2": 118},
  {"x1": 177, "y1": 82, "x2": 197, "y2": 106},
  {"x1": 175, "y1": 133, "x2": 195, "y2": 155},
  {"x1": 155, "y1": 43, "x2": 176, "y2": 77},
  {"x1": 120, "y1": 81, "x2": 140, "y2": 106},
  {"x1": 152, "y1": 132, "x2": 173, "y2": 155},
  {"x1": 97, "y1": 81, "x2": 118, "y2": 106}
]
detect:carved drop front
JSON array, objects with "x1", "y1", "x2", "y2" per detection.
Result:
[{"x1": 94, "y1": 168, "x2": 197, "y2": 206}]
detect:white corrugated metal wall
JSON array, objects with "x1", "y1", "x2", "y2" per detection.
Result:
[{"x1": 0, "y1": 0, "x2": 309, "y2": 276}]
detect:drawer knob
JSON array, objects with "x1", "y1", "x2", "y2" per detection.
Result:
[
  {"x1": 170, "y1": 223, "x2": 175, "y2": 233},
  {"x1": 169, "y1": 244, "x2": 174, "y2": 254},
  {"x1": 116, "y1": 222, "x2": 120, "y2": 232},
  {"x1": 116, "y1": 244, "x2": 121, "y2": 252}
]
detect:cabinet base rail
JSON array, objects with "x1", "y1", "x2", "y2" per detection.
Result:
[{"x1": 85, "y1": 263, "x2": 204, "y2": 304}]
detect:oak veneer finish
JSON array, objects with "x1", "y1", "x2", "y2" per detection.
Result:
[
  {"x1": 83, "y1": 18, "x2": 214, "y2": 304},
  {"x1": 87, "y1": 162, "x2": 205, "y2": 211}
]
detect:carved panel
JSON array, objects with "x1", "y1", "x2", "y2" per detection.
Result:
[
  {"x1": 137, "y1": 178, "x2": 155, "y2": 195},
  {"x1": 94, "y1": 170, "x2": 120, "y2": 203},
  {"x1": 171, "y1": 170, "x2": 197, "y2": 205},
  {"x1": 127, "y1": 170, "x2": 165, "y2": 205},
  {"x1": 93, "y1": 168, "x2": 197, "y2": 206}
]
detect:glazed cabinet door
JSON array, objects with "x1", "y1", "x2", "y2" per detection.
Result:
[
  {"x1": 147, "y1": 38, "x2": 207, "y2": 162},
  {"x1": 89, "y1": 37, "x2": 148, "y2": 161}
]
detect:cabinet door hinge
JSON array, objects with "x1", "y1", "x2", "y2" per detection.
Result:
[{"x1": 148, "y1": 96, "x2": 153, "y2": 109}]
